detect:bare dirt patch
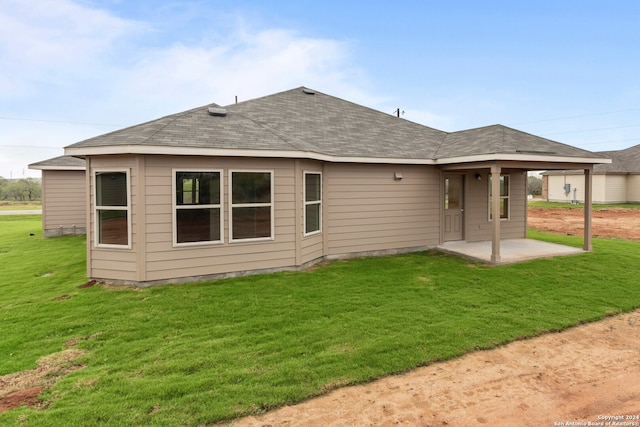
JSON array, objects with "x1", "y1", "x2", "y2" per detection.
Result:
[
  {"x1": 226, "y1": 310, "x2": 640, "y2": 426},
  {"x1": 0, "y1": 349, "x2": 86, "y2": 414},
  {"x1": 528, "y1": 207, "x2": 640, "y2": 240}
]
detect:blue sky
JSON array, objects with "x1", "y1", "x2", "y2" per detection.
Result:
[{"x1": 1, "y1": 0, "x2": 639, "y2": 178}]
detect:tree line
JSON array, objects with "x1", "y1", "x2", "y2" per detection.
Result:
[{"x1": 0, "y1": 177, "x2": 42, "y2": 201}]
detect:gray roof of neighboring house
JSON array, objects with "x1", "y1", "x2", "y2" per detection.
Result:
[
  {"x1": 29, "y1": 155, "x2": 86, "y2": 170},
  {"x1": 542, "y1": 144, "x2": 640, "y2": 175},
  {"x1": 65, "y1": 87, "x2": 606, "y2": 162}
]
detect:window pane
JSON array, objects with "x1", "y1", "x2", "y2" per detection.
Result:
[
  {"x1": 500, "y1": 199, "x2": 508, "y2": 218},
  {"x1": 98, "y1": 210, "x2": 128, "y2": 245},
  {"x1": 305, "y1": 174, "x2": 321, "y2": 202},
  {"x1": 176, "y1": 172, "x2": 220, "y2": 205},
  {"x1": 232, "y1": 207, "x2": 271, "y2": 239},
  {"x1": 305, "y1": 203, "x2": 321, "y2": 233},
  {"x1": 445, "y1": 177, "x2": 460, "y2": 209},
  {"x1": 177, "y1": 208, "x2": 220, "y2": 243},
  {"x1": 501, "y1": 176, "x2": 509, "y2": 197},
  {"x1": 96, "y1": 172, "x2": 127, "y2": 206},
  {"x1": 232, "y1": 172, "x2": 271, "y2": 204}
]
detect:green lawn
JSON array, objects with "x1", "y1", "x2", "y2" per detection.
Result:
[{"x1": 1, "y1": 215, "x2": 639, "y2": 425}]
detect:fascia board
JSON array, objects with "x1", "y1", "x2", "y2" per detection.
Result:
[
  {"x1": 28, "y1": 165, "x2": 86, "y2": 171},
  {"x1": 435, "y1": 153, "x2": 612, "y2": 165},
  {"x1": 64, "y1": 145, "x2": 438, "y2": 165}
]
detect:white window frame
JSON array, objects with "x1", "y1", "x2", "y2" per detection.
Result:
[
  {"x1": 488, "y1": 174, "x2": 510, "y2": 221},
  {"x1": 94, "y1": 168, "x2": 131, "y2": 249},
  {"x1": 303, "y1": 171, "x2": 322, "y2": 236},
  {"x1": 172, "y1": 169, "x2": 224, "y2": 247},
  {"x1": 229, "y1": 170, "x2": 274, "y2": 242}
]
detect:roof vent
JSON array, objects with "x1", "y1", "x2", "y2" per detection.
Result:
[
  {"x1": 302, "y1": 88, "x2": 315, "y2": 95},
  {"x1": 208, "y1": 106, "x2": 227, "y2": 116}
]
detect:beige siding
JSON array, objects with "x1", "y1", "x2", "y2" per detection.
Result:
[
  {"x1": 299, "y1": 160, "x2": 325, "y2": 264},
  {"x1": 465, "y1": 170, "x2": 526, "y2": 242},
  {"x1": 546, "y1": 174, "x2": 577, "y2": 202},
  {"x1": 88, "y1": 155, "x2": 139, "y2": 282},
  {"x1": 592, "y1": 175, "x2": 607, "y2": 203},
  {"x1": 42, "y1": 170, "x2": 86, "y2": 236},
  {"x1": 602, "y1": 175, "x2": 627, "y2": 203},
  {"x1": 142, "y1": 156, "x2": 297, "y2": 282},
  {"x1": 325, "y1": 164, "x2": 439, "y2": 256},
  {"x1": 627, "y1": 175, "x2": 640, "y2": 202},
  {"x1": 546, "y1": 173, "x2": 627, "y2": 203}
]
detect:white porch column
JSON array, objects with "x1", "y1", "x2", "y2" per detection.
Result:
[
  {"x1": 584, "y1": 167, "x2": 593, "y2": 251},
  {"x1": 491, "y1": 164, "x2": 502, "y2": 262}
]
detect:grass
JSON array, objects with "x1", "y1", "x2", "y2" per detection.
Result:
[
  {"x1": 1, "y1": 215, "x2": 640, "y2": 425},
  {"x1": 528, "y1": 200, "x2": 640, "y2": 210}
]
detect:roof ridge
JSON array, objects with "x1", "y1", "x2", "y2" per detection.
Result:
[
  {"x1": 431, "y1": 131, "x2": 452, "y2": 158},
  {"x1": 231, "y1": 110, "x2": 320, "y2": 153}
]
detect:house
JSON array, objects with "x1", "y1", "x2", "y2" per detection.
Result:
[
  {"x1": 63, "y1": 87, "x2": 609, "y2": 285},
  {"x1": 28, "y1": 155, "x2": 87, "y2": 237},
  {"x1": 541, "y1": 144, "x2": 640, "y2": 203}
]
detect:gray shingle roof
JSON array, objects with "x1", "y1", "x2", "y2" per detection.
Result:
[
  {"x1": 438, "y1": 125, "x2": 600, "y2": 158},
  {"x1": 543, "y1": 143, "x2": 640, "y2": 175},
  {"x1": 29, "y1": 155, "x2": 86, "y2": 170},
  {"x1": 66, "y1": 87, "x2": 605, "y2": 162}
]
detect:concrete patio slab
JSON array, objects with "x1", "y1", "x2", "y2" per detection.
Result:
[{"x1": 437, "y1": 238, "x2": 586, "y2": 264}]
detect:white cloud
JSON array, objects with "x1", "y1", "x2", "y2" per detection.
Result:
[
  {"x1": 0, "y1": 0, "x2": 377, "y2": 178},
  {"x1": 0, "y1": 0, "x2": 144, "y2": 100},
  {"x1": 104, "y1": 26, "x2": 375, "y2": 119}
]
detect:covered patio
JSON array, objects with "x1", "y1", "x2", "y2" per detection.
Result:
[
  {"x1": 435, "y1": 125, "x2": 611, "y2": 263},
  {"x1": 437, "y1": 238, "x2": 586, "y2": 264}
]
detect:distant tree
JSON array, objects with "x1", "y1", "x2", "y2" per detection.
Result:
[
  {"x1": 0, "y1": 177, "x2": 7, "y2": 200},
  {"x1": 528, "y1": 175, "x2": 542, "y2": 195},
  {"x1": 0, "y1": 178, "x2": 41, "y2": 201}
]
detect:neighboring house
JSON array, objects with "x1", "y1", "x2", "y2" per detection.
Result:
[
  {"x1": 541, "y1": 144, "x2": 640, "y2": 203},
  {"x1": 62, "y1": 87, "x2": 609, "y2": 285},
  {"x1": 28, "y1": 155, "x2": 87, "y2": 237}
]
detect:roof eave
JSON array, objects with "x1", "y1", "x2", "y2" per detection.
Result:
[
  {"x1": 435, "y1": 153, "x2": 612, "y2": 165},
  {"x1": 28, "y1": 164, "x2": 86, "y2": 171},
  {"x1": 64, "y1": 145, "x2": 438, "y2": 165}
]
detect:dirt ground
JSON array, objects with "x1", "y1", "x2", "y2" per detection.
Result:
[
  {"x1": 528, "y1": 207, "x2": 640, "y2": 240},
  {"x1": 0, "y1": 349, "x2": 85, "y2": 414},
  {"x1": 229, "y1": 311, "x2": 640, "y2": 427},
  {"x1": 4, "y1": 208, "x2": 639, "y2": 424}
]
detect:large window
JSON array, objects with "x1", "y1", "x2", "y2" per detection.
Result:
[
  {"x1": 174, "y1": 171, "x2": 222, "y2": 246},
  {"x1": 489, "y1": 174, "x2": 510, "y2": 220},
  {"x1": 95, "y1": 170, "x2": 130, "y2": 247},
  {"x1": 230, "y1": 171, "x2": 273, "y2": 241},
  {"x1": 304, "y1": 172, "x2": 322, "y2": 235}
]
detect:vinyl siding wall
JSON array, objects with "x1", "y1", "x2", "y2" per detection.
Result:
[
  {"x1": 88, "y1": 155, "x2": 139, "y2": 282},
  {"x1": 142, "y1": 156, "x2": 297, "y2": 282},
  {"x1": 602, "y1": 175, "x2": 628, "y2": 203},
  {"x1": 41, "y1": 170, "x2": 86, "y2": 237},
  {"x1": 464, "y1": 170, "x2": 527, "y2": 242},
  {"x1": 627, "y1": 175, "x2": 640, "y2": 202},
  {"x1": 85, "y1": 154, "x2": 541, "y2": 284},
  {"x1": 298, "y1": 160, "x2": 325, "y2": 265},
  {"x1": 324, "y1": 163, "x2": 440, "y2": 255},
  {"x1": 546, "y1": 173, "x2": 630, "y2": 203}
]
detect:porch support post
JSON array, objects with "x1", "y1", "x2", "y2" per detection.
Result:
[
  {"x1": 491, "y1": 164, "x2": 502, "y2": 263},
  {"x1": 583, "y1": 167, "x2": 593, "y2": 251}
]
